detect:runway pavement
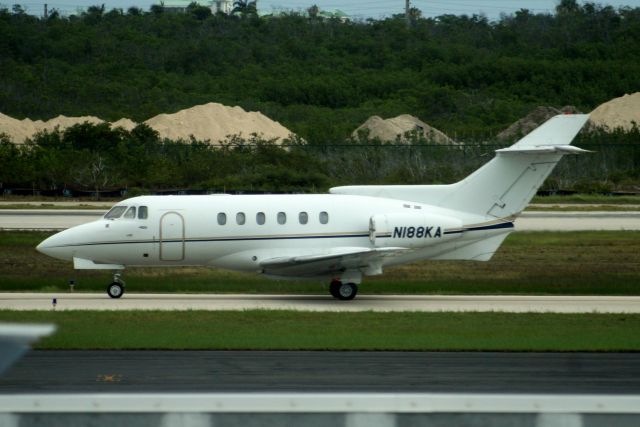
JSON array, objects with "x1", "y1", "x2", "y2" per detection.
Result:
[
  {"x1": 0, "y1": 209, "x2": 639, "y2": 230},
  {"x1": 1, "y1": 350, "x2": 639, "y2": 393},
  {"x1": 1, "y1": 293, "x2": 639, "y2": 313},
  {"x1": 517, "y1": 211, "x2": 640, "y2": 231}
]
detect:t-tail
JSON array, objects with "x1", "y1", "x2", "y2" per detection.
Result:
[{"x1": 331, "y1": 114, "x2": 591, "y2": 218}]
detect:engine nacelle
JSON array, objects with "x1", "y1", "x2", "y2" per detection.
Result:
[{"x1": 369, "y1": 212, "x2": 463, "y2": 248}]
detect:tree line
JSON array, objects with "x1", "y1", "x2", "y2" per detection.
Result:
[
  {"x1": 1, "y1": 0, "x2": 640, "y2": 143},
  {"x1": 1, "y1": 123, "x2": 637, "y2": 196}
]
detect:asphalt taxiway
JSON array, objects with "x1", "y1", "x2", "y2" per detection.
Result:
[
  {"x1": 0, "y1": 351, "x2": 639, "y2": 393},
  {"x1": 2, "y1": 293, "x2": 640, "y2": 313}
]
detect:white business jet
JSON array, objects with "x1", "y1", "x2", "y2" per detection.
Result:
[{"x1": 37, "y1": 114, "x2": 590, "y2": 300}]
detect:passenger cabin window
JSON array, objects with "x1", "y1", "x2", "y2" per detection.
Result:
[
  {"x1": 217, "y1": 212, "x2": 227, "y2": 225},
  {"x1": 138, "y1": 206, "x2": 148, "y2": 219},
  {"x1": 256, "y1": 212, "x2": 266, "y2": 225},
  {"x1": 123, "y1": 206, "x2": 136, "y2": 219},
  {"x1": 236, "y1": 212, "x2": 246, "y2": 225},
  {"x1": 319, "y1": 211, "x2": 329, "y2": 224},
  {"x1": 277, "y1": 212, "x2": 286, "y2": 225},
  {"x1": 105, "y1": 206, "x2": 127, "y2": 219},
  {"x1": 299, "y1": 212, "x2": 308, "y2": 225}
]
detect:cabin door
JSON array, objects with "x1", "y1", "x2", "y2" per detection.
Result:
[{"x1": 159, "y1": 212, "x2": 185, "y2": 261}]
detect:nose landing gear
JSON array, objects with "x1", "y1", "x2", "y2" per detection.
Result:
[
  {"x1": 329, "y1": 280, "x2": 358, "y2": 301},
  {"x1": 107, "y1": 272, "x2": 126, "y2": 299}
]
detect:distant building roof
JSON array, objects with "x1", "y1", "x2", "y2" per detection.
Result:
[
  {"x1": 318, "y1": 9, "x2": 350, "y2": 21},
  {"x1": 161, "y1": 0, "x2": 232, "y2": 12}
]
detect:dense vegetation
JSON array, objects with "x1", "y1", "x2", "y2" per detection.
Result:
[
  {"x1": 1, "y1": 124, "x2": 638, "y2": 193},
  {"x1": 1, "y1": 0, "x2": 640, "y2": 139},
  {"x1": 0, "y1": 0, "x2": 639, "y2": 193}
]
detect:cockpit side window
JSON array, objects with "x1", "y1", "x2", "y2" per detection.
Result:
[
  {"x1": 104, "y1": 206, "x2": 127, "y2": 219},
  {"x1": 138, "y1": 206, "x2": 148, "y2": 219},
  {"x1": 124, "y1": 207, "x2": 137, "y2": 219}
]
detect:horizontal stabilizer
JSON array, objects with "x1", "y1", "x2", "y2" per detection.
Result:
[{"x1": 496, "y1": 145, "x2": 592, "y2": 155}]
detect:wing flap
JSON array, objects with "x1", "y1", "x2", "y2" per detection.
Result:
[
  {"x1": 73, "y1": 257, "x2": 125, "y2": 270},
  {"x1": 260, "y1": 247, "x2": 408, "y2": 277}
]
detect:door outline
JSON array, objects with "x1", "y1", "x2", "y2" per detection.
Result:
[{"x1": 159, "y1": 212, "x2": 185, "y2": 261}]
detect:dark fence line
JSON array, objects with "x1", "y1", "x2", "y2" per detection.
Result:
[{"x1": 2, "y1": 141, "x2": 638, "y2": 194}]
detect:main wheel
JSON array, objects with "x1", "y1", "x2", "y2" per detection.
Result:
[
  {"x1": 329, "y1": 280, "x2": 342, "y2": 298},
  {"x1": 107, "y1": 282, "x2": 124, "y2": 299},
  {"x1": 337, "y1": 283, "x2": 358, "y2": 301}
]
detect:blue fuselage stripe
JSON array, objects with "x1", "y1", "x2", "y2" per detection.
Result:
[{"x1": 47, "y1": 222, "x2": 514, "y2": 249}]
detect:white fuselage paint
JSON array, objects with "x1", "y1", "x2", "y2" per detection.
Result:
[{"x1": 37, "y1": 194, "x2": 512, "y2": 280}]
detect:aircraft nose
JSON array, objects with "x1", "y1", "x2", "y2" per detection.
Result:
[
  {"x1": 36, "y1": 230, "x2": 74, "y2": 261},
  {"x1": 36, "y1": 236, "x2": 52, "y2": 255}
]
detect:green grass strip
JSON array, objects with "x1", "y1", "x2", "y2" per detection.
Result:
[
  {"x1": 2, "y1": 311, "x2": 639, "y2": 351},
  {"x1": 3, "y1": 230, "x2": 639, "y2": 295},
  {"x1": 531, "y1": 194, "x2": 640, "y2": 204}
]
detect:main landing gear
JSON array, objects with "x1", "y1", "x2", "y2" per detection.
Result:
[
  {"x1": 107, "y1": 272, "x2": 126, "y2": 299},
  {"x1": 329, "y1": 280, "x2": 358, "y2": 301}
]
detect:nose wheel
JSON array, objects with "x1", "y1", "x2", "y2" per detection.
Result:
[
  {"x1": 107, "y1": 273, "x2": 125, "y2": 299},
  {"x1": 329, "y1": 280, "x2": 358, "y2": 301}
]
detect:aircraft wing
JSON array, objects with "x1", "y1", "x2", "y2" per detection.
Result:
[{"x1": 259, "y1": 247, "x2": 408, "y2": 278}]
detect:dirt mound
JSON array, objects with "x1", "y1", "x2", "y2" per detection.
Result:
[
  {"x1": 110, "y1": 118, "x2": 138, "y2": 131},
  {"x1": 144, "y1": 103, "x2": 293, "y2": 143},
  {"x1": 497, "y1": 106, "x2": 580, "y2": 141},
  {"x1": 0, "y1": 113, "x2": 37, "y2": 143},
  {"x1": 41, "y1": 115, "x2": 103, "y2": 131},
  {"x1": 589, "y1": 93, "x2": 640, "y2": 131},
  {"x1": 0, "y1": 113, "x2": 104, "y2": 143},
  {"x1": 0, "y1": 103, "x2": 295, "y2": 144},
  {"x1": 353, "y1": 114, "x2": 454, "y2": 144}
]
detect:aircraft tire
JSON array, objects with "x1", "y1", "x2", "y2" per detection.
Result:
[
  {"x1": 107, "y1": 282, "x2": 124, "y2": 299},
  {"x1": 337, "y1": 283, "x2": 358, "y2": 301},
  {"x1": 329, "y1": 280, "x2": 341, "y2": 298}
]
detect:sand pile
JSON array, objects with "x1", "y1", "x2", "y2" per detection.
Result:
[
  {"x1": 0, "y1": 113, "x2": 38, "y2": 143},
  {"x1": 353, "y1": 114, "x2": 455, "y2": 144},
  {"x1": 589, "y1": 93, "x2": 640, "y2": 131},
  {"x1": 0, "y1": 102, "x2": 295, "y2": 144},
  {"x1": 0, "y1": 113, "x2": 105, "y2": 143},
  {"x1": 497, "y1": 106, "x2": 580, "y2": 141},
  {"x1": 0, "y1": 113, "x2": 103, "y2": 143},
  {"x1": 40, "y1": 115, "x2": 103, "y2": 130},
  {"x1": 143, "y1": 103, "x2": 293, "y2": 143},
  {"x1": 110, "y1": 118, "x2": 137, "y2": 131}
]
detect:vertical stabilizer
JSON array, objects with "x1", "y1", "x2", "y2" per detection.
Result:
[
  {"x1": 439, "y1": 114, "x2": 590, "y2": 217},
  {"x1": 331, "y1": 114, "x2": 590, "y2": 217}
]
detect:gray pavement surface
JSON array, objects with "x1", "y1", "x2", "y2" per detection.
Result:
[
  {"x1": 3, "y1": 293, "x2": 640, "y2": 313},
  {"x1": 1, "y1": 209, "x2": 639, "y2": 230},
  {"x1": 1, "y1": 351, "x2": 639, "y2": 394}
]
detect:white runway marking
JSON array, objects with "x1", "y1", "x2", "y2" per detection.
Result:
[
  {"x1": 1, "y1": 293, "x2": 639, "y2": 313},
  {"x1": 1, "y1": 210, "x2": 639, "y2": 231}
]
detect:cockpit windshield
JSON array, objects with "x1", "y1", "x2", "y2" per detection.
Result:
[
  {"x1": 104, "y1": 205, "x2": 127, "y2": 219},
  {"x1": 123, "y1": 207, "x2": 137, "y2": 219}
]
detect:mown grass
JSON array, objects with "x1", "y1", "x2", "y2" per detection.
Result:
[
  {"x1": 531, "y1": 194, "x2": 640, "y2": 204},
  {"x1": 1, "y1": 230, "x2": 639, "y2": 295},
  {"x1": 526, "y1": 205, "x2": 640, "y2": 211},
  {"x1": 1, "y1": 311, "x2": 638, "y2": 351}
]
